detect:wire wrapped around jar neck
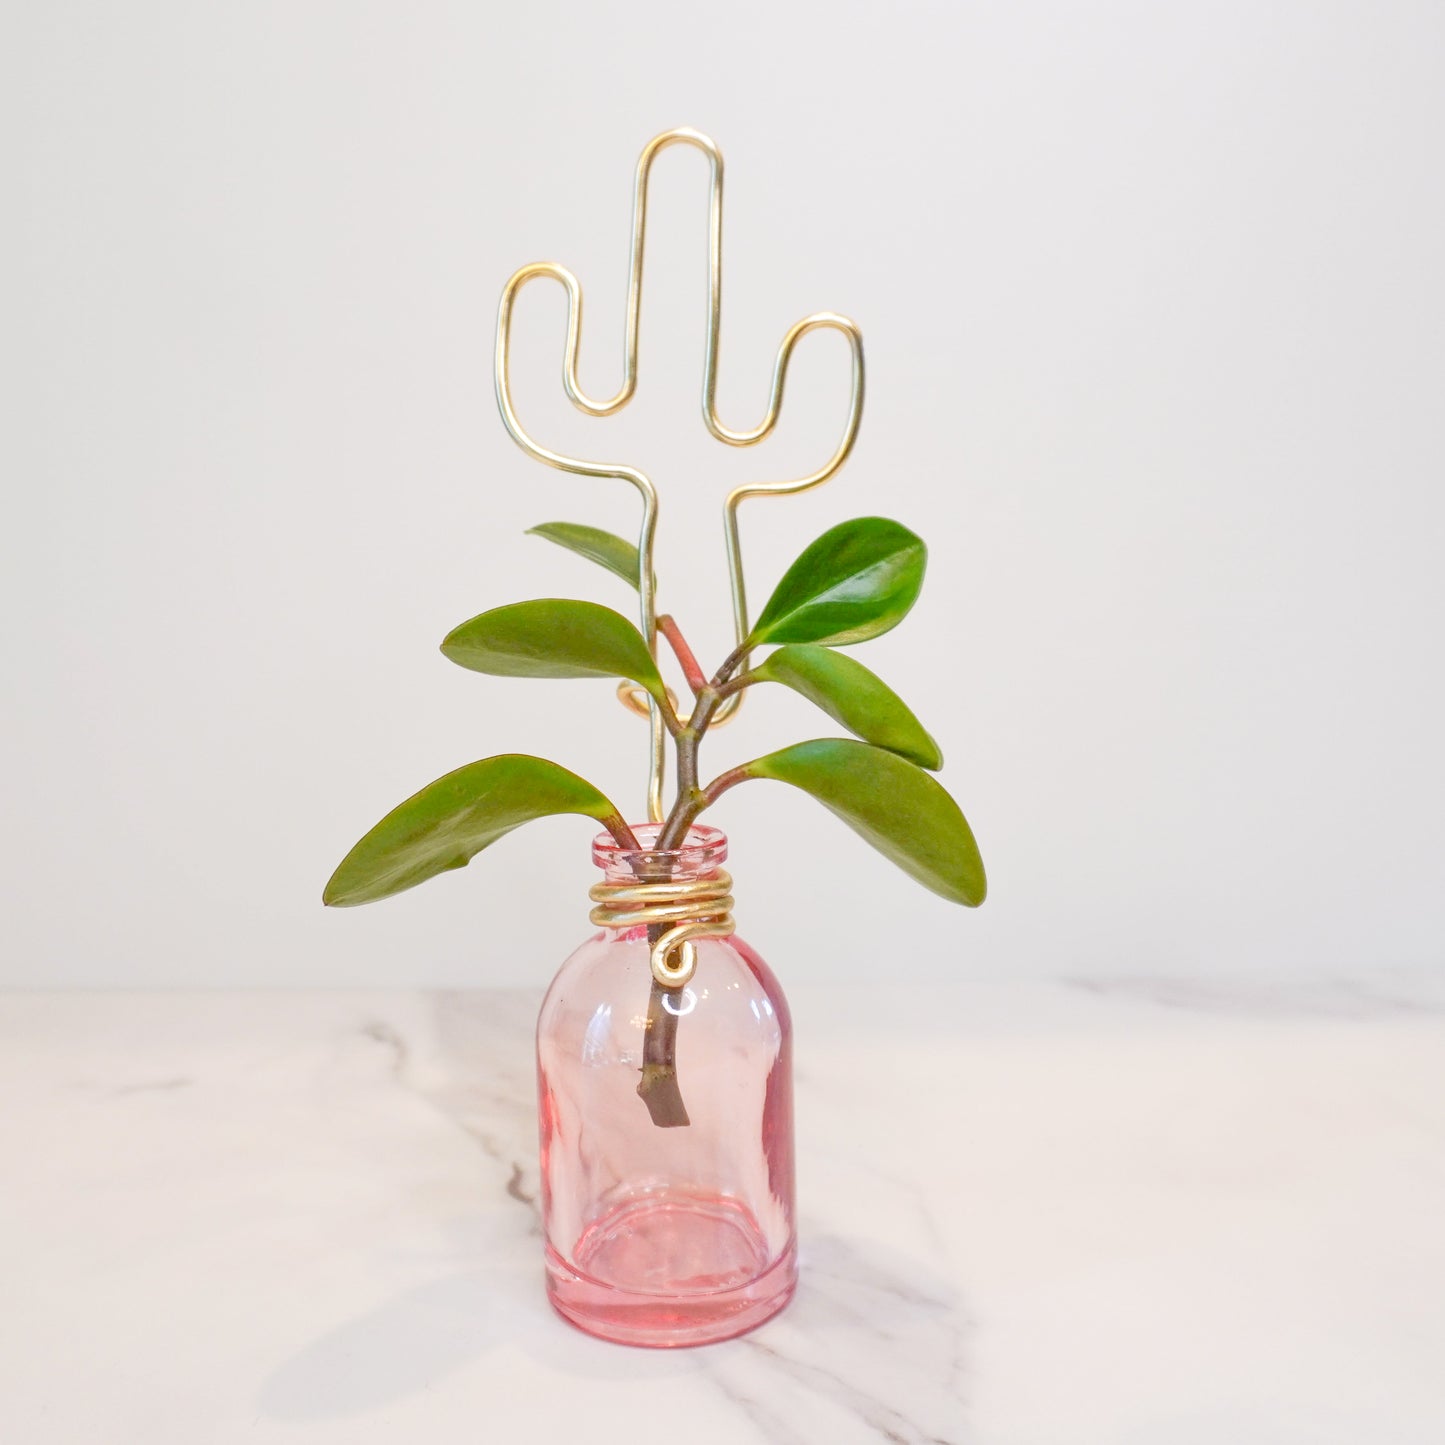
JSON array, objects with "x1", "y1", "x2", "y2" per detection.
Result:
[{"x1": 588, "y1": 826, "x2": 734, "y2": 990}]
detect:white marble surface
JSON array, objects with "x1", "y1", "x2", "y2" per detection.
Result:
[{"x1": 2, "y1": 979, "x2": 1443, "y2": 1444}]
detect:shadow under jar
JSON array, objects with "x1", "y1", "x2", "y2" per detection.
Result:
[{"x1": 536, "y1": 824, "x2": 796, "y2": 1347}]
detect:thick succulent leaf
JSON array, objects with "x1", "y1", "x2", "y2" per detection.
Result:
[
  {"x1": 742, "y1": 738, "x2": 985, "y2": 905},
  {"x1": 323, "y1": 755, "x2": 624, "y2": 906},
  {"x1": 526, "y1": 521, "x2": 642, "y2": 590},
  {"x1": 749, "y1": 517, "x2": 926, "y2": 647},
  {"x1": 752, "y1": 645, "x2": 943, "y2": 770},
  {"x1": 441, "y1": 599, "x2": 665, "y2": 701}
]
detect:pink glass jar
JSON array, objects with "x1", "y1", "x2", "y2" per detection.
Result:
[{"x1": 536, "y1": 824, "x2": 796, "y2": 1347}]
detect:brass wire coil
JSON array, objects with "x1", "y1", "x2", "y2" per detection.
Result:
[{"x1": 589, "y1": 870, "x2": 735, "y2": 989}]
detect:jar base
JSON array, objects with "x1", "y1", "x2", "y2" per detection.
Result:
[{"x1": 546, "y1": 1190, "x2": 797, "y2": 1348}]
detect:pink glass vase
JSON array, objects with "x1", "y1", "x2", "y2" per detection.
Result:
[{"x1": 536, "y1": 824, "x2": 796, "y2": 1347}]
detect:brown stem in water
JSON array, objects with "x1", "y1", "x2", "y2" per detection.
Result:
[
  {"x1": 635, "y1": 667, "x2": 744, "y2": 1127},
  {"x1": 637, "y1": 931, "x2": 690, "y2": 1128},
  {"x1": 633, "y1": 828, "x2": 697, "y2": 1127}
]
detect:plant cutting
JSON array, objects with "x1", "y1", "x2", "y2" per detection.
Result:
[{"x1": 323, "y1": 128, "x2": 986, "y2": 1347}]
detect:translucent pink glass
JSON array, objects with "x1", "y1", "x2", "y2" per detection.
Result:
[{"x1": 536, "y1": 824, "x2": 796, "y2": 1347}]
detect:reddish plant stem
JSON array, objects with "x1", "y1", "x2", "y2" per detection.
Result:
[
  {"x1": 652, "y1": 686, "x2": 684, "y2": 739},
  {"x1": 711, "y1": 640, "x2": 752, "y2": 691},
  {"x1": 713, "y1": 669, "x2": 757, "y2": 701},
  {"x1": 657, "y1": 614, "x2": 707, "y2": 695},
  {"x1": 600, "y1": 812, "x2": 643, "y2": 851},
  {"x1": 700, "y1": 764, "x2": 751, "y2": 809}
]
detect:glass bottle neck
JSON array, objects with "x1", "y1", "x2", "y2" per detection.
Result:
[{"x1": 591, "y1": 823, "x2": 728, "y2": 885}]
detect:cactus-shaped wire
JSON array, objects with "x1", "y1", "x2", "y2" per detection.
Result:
[{"x1": 494, "y1": 127, "x2": 866, "y2": 821}]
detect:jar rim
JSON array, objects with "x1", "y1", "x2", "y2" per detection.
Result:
[{"x1": 591, "y1": 822, "x2": 728, "y2": 872}]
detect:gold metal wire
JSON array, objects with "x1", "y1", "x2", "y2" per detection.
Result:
[
  {"x1": 589, "y1": 869, "x2": 735, "y2": 989},
  {"x1": 494, "y1": 127, "x2": 866, "y2": 820}
]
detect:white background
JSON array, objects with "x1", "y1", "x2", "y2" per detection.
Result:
[{"x1": 3, "y1": 0, "x2": 1442, "y2": 988}]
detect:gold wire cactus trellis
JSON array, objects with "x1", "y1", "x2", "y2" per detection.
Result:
[{"x1": 493, "y1": 126, "x2": 865, "y2": 822}]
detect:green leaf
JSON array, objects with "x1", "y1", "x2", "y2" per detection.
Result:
[
  {"x1": 741, "y1": 738, "x2": 985, "y2": 905},
  {"x1": 441, "y1": 599, "x2": 665, "y2": 702},
  {"x1": 526, "y1": 521, "x2": 642, "y2": 590},
  {"x1": 749, "y1": 516, "x2": 926, "y2": 647},
  {"x1": 324, "y1": 754, "x2": 624, "y2": 906},
  {"x1": 752, "y1": 645, "x2": 943, "y2": 770}
]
